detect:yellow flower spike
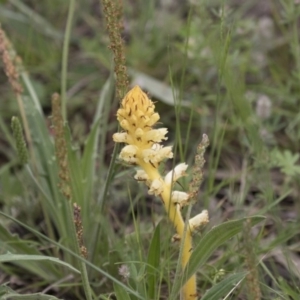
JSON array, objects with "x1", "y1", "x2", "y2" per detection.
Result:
[{"x1": 113, "y1": 86, "x2": 206, "y2": 300}]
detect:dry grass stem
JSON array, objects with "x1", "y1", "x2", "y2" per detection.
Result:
[
  {"x1": 189, "y1": 134, "x2": 210, "y2": 203},
  {"x1": 101, "y1": 0, "x2": 129, "y2": 99},
  {"x1": 73, "y1": 203, "x2": 88, "y2": 258},
  {"x1": 51, "y1": 93, "x2": 71, "y2": 200}
]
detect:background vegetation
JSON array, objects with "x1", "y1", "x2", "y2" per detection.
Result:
[{"x1": 0, "y1": 0, "x2": 300, "y2": 299}]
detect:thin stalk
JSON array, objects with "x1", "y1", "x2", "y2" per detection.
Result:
[
  {"x1": 65, "y1": 201, "x2": 93, "y2": 300},
  {"x1": 15, "y1": 93, "x2": 38, "y2": 171},
  {"x1": 61, "y1": 0, "x2": 75, "y2": 121}
]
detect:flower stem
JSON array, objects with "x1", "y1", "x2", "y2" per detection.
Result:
[{"x1": 139, "y1": 160, "x2": 197, "y2": 299}]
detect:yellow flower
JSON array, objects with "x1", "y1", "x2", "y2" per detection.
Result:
[
  {"x1": 115, "y1": 86, "x2": 160, "y2": 147},
  {"x1": 113, "y1": 86, "x2": 173, "y2": 166}
]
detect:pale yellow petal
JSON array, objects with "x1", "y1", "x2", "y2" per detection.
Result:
[
  {"x1": 165, "y1": 163, "x2": 188, "y2": 185},
  {"x1": 148, "y1": 179, "x2": 164, "y2": 196},
  {"x1": 189, "y1": 210, "x2": 209, "y2": 231},
  {"x1": 119, "y1": 145, "x2": 138, "y2": 163},
  {"x1": 171, "y1": 191, "x2": 189, "y2": 205}
]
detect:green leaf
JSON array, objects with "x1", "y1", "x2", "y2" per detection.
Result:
[
  {"x1": 79, "y1": 119, "x2": 101, "y2": 228},
  {"x1": 64, "y1": 124, "x2": 85, "y2": 207},
  {"x1": 201, "y1": 272, "x2": 247, "y2": 300},
  {"x1": 113, "y1": 282, "x2": 132, "y2": 300},
  {"x1": 81, "y1": 119, "x2": 101, "y2": 197},
  {"x1": 146, "y1": 223, "x2": 161, "y2": 299},
  {"x1": 271, "y1": 149, "x2": 300, "y2": 177},
  {"x1": 0, "y1": 253, "x2": 79, "y2": 274},
  {"x1": 181, "y1": 216, "x2": 264, "y2": 293}
]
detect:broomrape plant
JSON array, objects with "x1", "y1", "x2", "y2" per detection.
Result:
[{"x1": 113, "y1": 85, "x2": 209, "y2": 299}]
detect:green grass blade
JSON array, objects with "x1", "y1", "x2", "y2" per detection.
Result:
[
  {"x1": 64, "y1": 124, "x2": 85, "y2": 207},
  {"x1": 94, "y1": 75, "x2": 115, "y2": 169},
  {"x1": 201, "y1": 272, "x2": 247, "y2": 300},
  {"x1": 80, "y1": 119, "x2": 101, "y2": 205},
  {"x1": 0, "y1": 253, "x2": 79, "y2": 274},
  {"x1": 113, "y1": 282, "x2": 132, "y2": 300},
  {"x1": 146, "y1": 223, "x2": 161, "y2": 299},
  {"x1": 21, "y1": 72, "x2": 42, "y2": 114},
  {"x1": 61, "y1": 0, "x2": 75, "y2": 120}
]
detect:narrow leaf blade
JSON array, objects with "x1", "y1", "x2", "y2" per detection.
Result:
[
  {"x1": 201, "y1": 272, "x2": 247, "y2": 300},
  {"x1": 113, "y1": 282, "x2": 132, "y2": 300},
  {"x1": 146, "y1": 223, "x2": 161, "y2": 299},
  {"x1": 0, "y1": 253, "x2": 79, "y2": 274}
]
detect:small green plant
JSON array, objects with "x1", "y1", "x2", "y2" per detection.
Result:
[{"x1": 271, "y1": 149, "x2": 300, "y2": 177}]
